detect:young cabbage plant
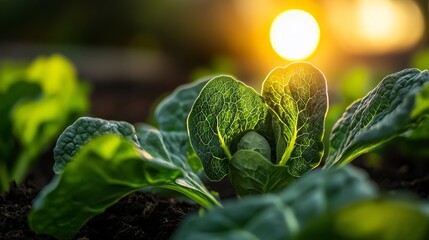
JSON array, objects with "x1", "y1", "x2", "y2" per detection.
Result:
[
  {"x1": 188, "y1": 63, "x2": 429, "y2": 196},
  {"x1": 29, "y1": 63, "x2": 429, "y2": 239},
  {"x1": 188, "y1": 62, "x2": 328, "y2": 195},
  {"x1": 29, "y1": 79, "x2": 220, "y2": 239}
]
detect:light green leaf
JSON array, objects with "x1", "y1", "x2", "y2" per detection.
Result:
[
  {"x1": 0, "y1": 55, "x2": 89, "y2": 187},
  {"x1": 12, "y1": 54, "x2": 89, "y2": 147},
  {"x1": 326, "y1": 68, "x2": 429, "y2": 167},
  {"x1": 53, "y1": 117, "x2": 139, "y2": 173},
  {"x1": 229, "y1": 150, "x2": 293, "y2": 195},
  {"x1": 188, "y1": 76, "x2": 269, "y2": 181},
  {"x1": 262, "y1": 62, "x2": 328, "y2": 176},
  {"x1": 173, "y1": 166, "x2": 377, "y2": 240},
  {"x1": 29, "y1": 135, "x2": 183, "y2": 239}
]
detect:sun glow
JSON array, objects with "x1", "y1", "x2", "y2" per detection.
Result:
[
  {"x1": 270, "y1": 10, "x2": 320, "y2": 61},
  {"x1": 326, "y1": 0, "x2": 424, "y2": 54}
]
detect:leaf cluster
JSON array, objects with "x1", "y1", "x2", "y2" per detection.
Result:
[
  {"x1": 28, "y1": 62, "x2": 429, "y2": 239},
  {"x1": 29, "y1": 79, "x2": 220, "y2": 239},
  {"x1": 188, "y1": 63, "x2": 328, "y2": 195}
]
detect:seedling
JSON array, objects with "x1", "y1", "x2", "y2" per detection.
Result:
[{"x1": 188, "y1": 62, "x2": 328, "y2": 194}]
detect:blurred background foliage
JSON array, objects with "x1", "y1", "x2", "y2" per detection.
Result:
[
  {"x1": 1, "y1": 0, "x2": 429, "y2": 176},
  {"x1": 1, "y1": 0, "x2": 428, "y2": 87},
  {"x1": 0, "y1": 55, "x2": 89, "y2": 191}
]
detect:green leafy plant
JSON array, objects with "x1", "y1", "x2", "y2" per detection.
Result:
[
  {"x1": 28, "y1": 62, "x2": 429, "y2": 239},
  {"x1": 189, "y1": 63, "x2": 429, "y2": 195},
  {"x1": 29, "y1": 79, "x2": 220, "y2": 239},
  {"x1": 188, "y1": 62, "x2": 328, "y2": 195},
  {"x1": 0, "y1": 54, "x2": 89, "y2": 192}
]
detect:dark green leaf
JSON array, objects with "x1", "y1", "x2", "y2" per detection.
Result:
[
  {"x1": 156, "y1": 78, "x2": 209, "y2": 132},
  {"x1": 237, "y1": 131, "x2": 271, "y2": 160},
  {"x1": 229, "y1": 150, "x2": 293, "y2": 195},
  {"x1": 53, "y1": 117, "x2": 139, "y2": 173},
  {"x1": 136, "y1": 124, "x2": 218, "y2": 207},
  {"x1": 326, "y1": 68, "x2": 429, "y2": 167},
  {"x1": 188, "y1": 76, "x2": 269, "y2": 181},
  {"x1": 31, "y1": 115, "x2": 220, "y2": 238},
  {"x1": 29, "y1": 135, "x2": 183, "y2": 239}
]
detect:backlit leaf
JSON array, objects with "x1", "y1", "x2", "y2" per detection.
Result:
[
  {"x1": 262, "y1": 62, "x2": 328, "y2": 176},
  {"x1": 326, "y1": 68, "x2": 429, "y2": 167}
]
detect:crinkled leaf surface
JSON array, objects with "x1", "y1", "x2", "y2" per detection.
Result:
[
  {"x1": 29, "y1": 135, "x2": 182, "y2": 239},
  {"x1": 262, "y1": 62, "x2": 328, "y2": 176},
  {"x1": 229, "y1": 150, "x2": 293, "y2": 195},
  {"x1": 188, "y1": 76, "x2": 269, "y2": 181},
  {"x1": 53, "y1": 117, "x2": 139, "y2": 173},
  {"x1": 326, "y1": 68, "x2": 429, "y2": 167},
  {"x1": 173, "y1": 166, "x2": 377, "y2": 240}
]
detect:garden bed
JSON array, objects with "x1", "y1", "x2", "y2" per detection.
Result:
[
  {"x1": 2, "y1": 147, "x2": 428, "y2": 240},
  {"x1": 0, "y1": 181, "x2": 198, "y2": 240}
]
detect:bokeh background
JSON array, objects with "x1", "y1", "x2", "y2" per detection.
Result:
[{"x1": 1, "y1": 0, "x2": 429, "y2": 123}]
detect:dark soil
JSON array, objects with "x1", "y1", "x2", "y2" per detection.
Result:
[
  {"x1": 353, "y1": 142, "x2": 429, "y2": 199},
  {"x1": 1, "y1": 140, "x2": 428, "y2": 239},
  {"x1": 0, "y1": 181, "x2": 198, "y2": 240}
]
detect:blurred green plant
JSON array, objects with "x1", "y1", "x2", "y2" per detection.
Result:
[
  {"x1": 0, "y1": 54, "x2": 89, "y2": 192},
  {"x1": 173, "y1": 166, "x2": 429, "y2": 240}
]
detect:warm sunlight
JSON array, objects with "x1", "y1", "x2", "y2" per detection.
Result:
[
  {"x1": 326, "y1": 0, "x2": 424, "y2": 54},
  {"x1": 270, "y1": 9, "x2": 320, "y2": 61}
]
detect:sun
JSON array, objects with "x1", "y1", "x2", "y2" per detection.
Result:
[{"x1": 270, "y1": 10, "x2": 320, "y2": 60}]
